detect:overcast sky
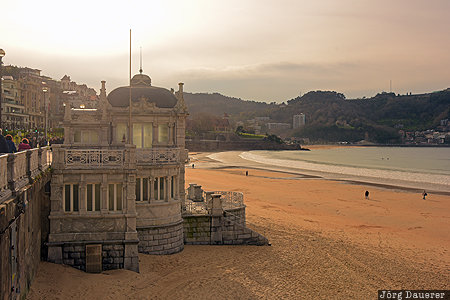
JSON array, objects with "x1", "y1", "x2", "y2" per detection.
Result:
[{"x1": 1, "y1": 0, "x2": 449, "y2": 102}]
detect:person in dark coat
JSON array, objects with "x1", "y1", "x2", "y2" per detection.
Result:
[
  {"x1": 5, "y1": 134, "x2": 17, "y2": 153},
  {"x1": 18, "y1": 138, "x2": 32, "y2": 152},
  {"x1": 0, "y1": 129, "x2": 9, "y2": 154}
]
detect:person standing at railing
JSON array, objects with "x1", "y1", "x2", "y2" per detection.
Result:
[
  {"x1": 5, "y1": 134, "x2": 17, "y2": 153},
  {"x1": 18, "y1": 138, "x2": 32, "y2": 152},
  {"x1": 0, "y1": 129, "x2": 9, "y2": 154}
]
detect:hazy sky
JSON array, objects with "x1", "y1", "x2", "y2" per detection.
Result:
[{"x1": 1, "y1": 0, "x2": 449, "y2": 102}]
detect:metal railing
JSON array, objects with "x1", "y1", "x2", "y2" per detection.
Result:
[
  {"x1": 210, "y1": 191, "x2": 244, "y2": 209},
  {"x1": 183, "y1": 189, "x2": 245, "y2": 215}
]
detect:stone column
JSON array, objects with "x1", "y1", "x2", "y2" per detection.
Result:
[
  {"x1": 101, "y1": 174, "x2": 108, "y2": 212},
  {"x1": 167, "y1": 176, "x2": 172, "y2": 201},
  {"x1": 165, "y1": 176, "x2": 169, "y2": 202},
  {"x1": 79, "y1": 176, "x2": 87, "y2": 213},
  {"x1": 210, "y1": 194, "x2": 223, "y2": 245},
  {"x1": 149, "y1": 177, "x2": 154, "y2": 202},
  {"x1": 193, "y1": 185, "x2": 203, "y2": 202}
]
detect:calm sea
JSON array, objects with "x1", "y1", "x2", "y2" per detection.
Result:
[{"x1": 239, "y1": 147, "x2": 450, "y2": 192}]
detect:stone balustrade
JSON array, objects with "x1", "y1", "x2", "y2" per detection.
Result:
[
  {"x1": 136, "y1": 147, "x2": 180, "y2": 165},
  {"x1": 0, "y1": 147, "x2": 51, "y2": 203},
  {"x1": 65, "y1": 149, "x2": 124, "y2": 169}
]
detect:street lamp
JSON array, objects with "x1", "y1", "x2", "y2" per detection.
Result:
[
  {"x1": 42, "y1": 83, "x2": 48, "y2": 145},
  {"x1": 0, "y1": 48, "x2": 5, "y2": 129}
]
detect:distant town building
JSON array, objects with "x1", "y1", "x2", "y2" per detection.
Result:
[
  {"x1": 293, "y1": 113, "x2": 306, "y2": 129},
  {"x1": 1, "y1": 76, "x2": 27, "y2": 129},
  {"x1": 214, "y1": 113, "x2": 232, "y2": 132},
  {"x1": 1, "y1": 66, "x2": 97, "y2": 131}
]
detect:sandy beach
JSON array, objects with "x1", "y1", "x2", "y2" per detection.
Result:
[{"x1": 27, "y1": 151, "x2": 450, "y2": 299}]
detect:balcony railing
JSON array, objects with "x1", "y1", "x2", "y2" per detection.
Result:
[
  {"x1": 64, "y1": 149, "x2": 124, "y2": 169},
  {"x1": 136, "y1": 148, "x2": 180, "y2": 165}
]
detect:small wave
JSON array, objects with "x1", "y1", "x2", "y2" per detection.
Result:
[{"x1": 239, "y1": 152, "x2": 450, "y2": 188}]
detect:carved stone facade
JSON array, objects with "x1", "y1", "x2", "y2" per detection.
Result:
[{"x1": 47, "y1": 72, "x2": 188, "y2": 272}]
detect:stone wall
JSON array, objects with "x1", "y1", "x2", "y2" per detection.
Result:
[
  {"x1": 137, "y1": 220, "x2": 184, "y2": 255},
  {"x1": 183, "y1": 216, "x2": 211, "y2": 245},
  {"x1": 182, "y1": 207, "x2": 268, "y2": 246},
  {"x1": 60, "y1": 242, "x2": 126, "y2": 271},
  {"x1": 0, "y1": 171, "x2": 50, "y2": 300}
]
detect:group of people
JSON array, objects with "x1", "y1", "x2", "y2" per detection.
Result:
[{"x1": 0, "y1": 128, "x2": 33, "y2": 154}]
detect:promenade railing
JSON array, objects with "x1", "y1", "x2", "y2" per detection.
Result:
[{"x1": 0, "y1": 146, "x2": 51, "y2": 203}]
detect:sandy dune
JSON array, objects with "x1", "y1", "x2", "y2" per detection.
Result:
[{"x1": 27, "y1": 153, "x2": 450, "y2": 299}]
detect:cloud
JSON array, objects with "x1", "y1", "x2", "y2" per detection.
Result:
[{"x1": 178, "y1": 61, "x2": 358, "y2": 81}]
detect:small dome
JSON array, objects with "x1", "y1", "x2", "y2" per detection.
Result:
[{"x1": 131, "y1": 74, "x2": 152, "y2": 86}]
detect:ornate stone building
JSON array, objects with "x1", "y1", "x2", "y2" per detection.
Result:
[{"x1": 48, "y1": 71, "x2": 188, "y2": 272}]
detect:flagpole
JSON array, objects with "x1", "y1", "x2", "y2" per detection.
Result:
[{"x1": 129, "y1": 29, "x2": 132, "y2": 144}]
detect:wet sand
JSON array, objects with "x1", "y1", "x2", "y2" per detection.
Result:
[{"x1": 27, "y1": 152, "x2": 450, "y2": 299}]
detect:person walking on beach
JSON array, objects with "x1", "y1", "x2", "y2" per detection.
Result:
[
  {"x1": 422, "y1": 190, "x2": 427, "y2": 200},
  {"x1": 365, "y1": 190, "x2": 369, "y2": 200}
]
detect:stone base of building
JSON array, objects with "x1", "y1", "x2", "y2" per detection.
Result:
[
  {"x1": 47, "y1": 240, "x2": 139, "y2": 272},
  {"x1": 137, "y1": 220, "x2": 184, "y2": 255}
]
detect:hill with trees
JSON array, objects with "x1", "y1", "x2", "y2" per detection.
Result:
[{"x1": 184, "y1": 89, "x2": 450, "y2": 144}]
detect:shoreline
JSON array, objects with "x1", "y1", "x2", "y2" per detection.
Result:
[{"x1": 195, "y1": 151, "x2": 450, "y2": 195}]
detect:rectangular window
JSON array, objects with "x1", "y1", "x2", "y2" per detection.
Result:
[
  {"x1": 133, "y1": 123, "x2": 153, "y2": 148},
  {"x1": 158, "y1": 124, "x2": 169, "y2": 143},
  {"x1": 74, "y1": 130, "x2": 99, "y2": 144},
  {"x1": 143, "y1": 124, "x2": 153, "y2": 148},
  {"x1": 109, "y1": 184, "x2": 114, "y2": 211},
  {"x1": 87, "y1": 184, "x2": 93, "y2": 211},
  {"x1": 136, "y1": 177, "x2": 150, "y2": 201},
  {"x1": 133, "y1": 123, "x2": 143, "y2": 148},
  {"x1": 86, "y1": 184, "x2": 101, "y2": 212},
  {"x1": 143, "y1": 178, "x2": 148, "y2": 201},
  {"x1": 63, "y1": 184, "x2": 79, "y2": 212},
  {"x1": 116, "y1": 123, "x2": 127, "y2": 143},
  {"x1": 136, "y1": 178, "x2": 141, "y2": 201},
  {"x1": 74, "y1": 130, "x2": 81, "y2": 143},
  {"x1": 154, "y1": 179, "x2": 158, "y2": 200},
  {"x1": 108, "y1": 183, "x2": 123, "y2": 211},
  {"x1": 159, "y1": 177, "x2": 165, "y2": 200},
  {"x1": 64, "y1": 184, "x2": 71, "y2": 212},
  {"x1": 171, "y1": 176, "x2": 174, "y2": 199},
  {"x1": 172, "y1": 126, "x2": 176, "y2": 144}
]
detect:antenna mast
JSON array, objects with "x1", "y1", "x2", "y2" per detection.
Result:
[
  {"x1": 128, "y1": 29, "x2": 132, "y2": 144},
  {"x1": 139, "y1": 47, "x2": 143, "y2": 74}
]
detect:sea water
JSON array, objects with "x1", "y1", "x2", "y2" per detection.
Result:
[{"x1": 239, "y1": 147, "x2": 450, "y2": 192}]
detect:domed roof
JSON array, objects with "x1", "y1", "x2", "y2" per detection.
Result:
[
  {"x1": 107, "y1": 73, "x2": 178, "y2": 108},
  {"x1": 130, "y1": 73, "x2": 152, "y2": 86}
]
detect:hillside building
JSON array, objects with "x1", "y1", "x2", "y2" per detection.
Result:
[{"x1": 293, "y1": 113, "x2": 306, "y2": 129}]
